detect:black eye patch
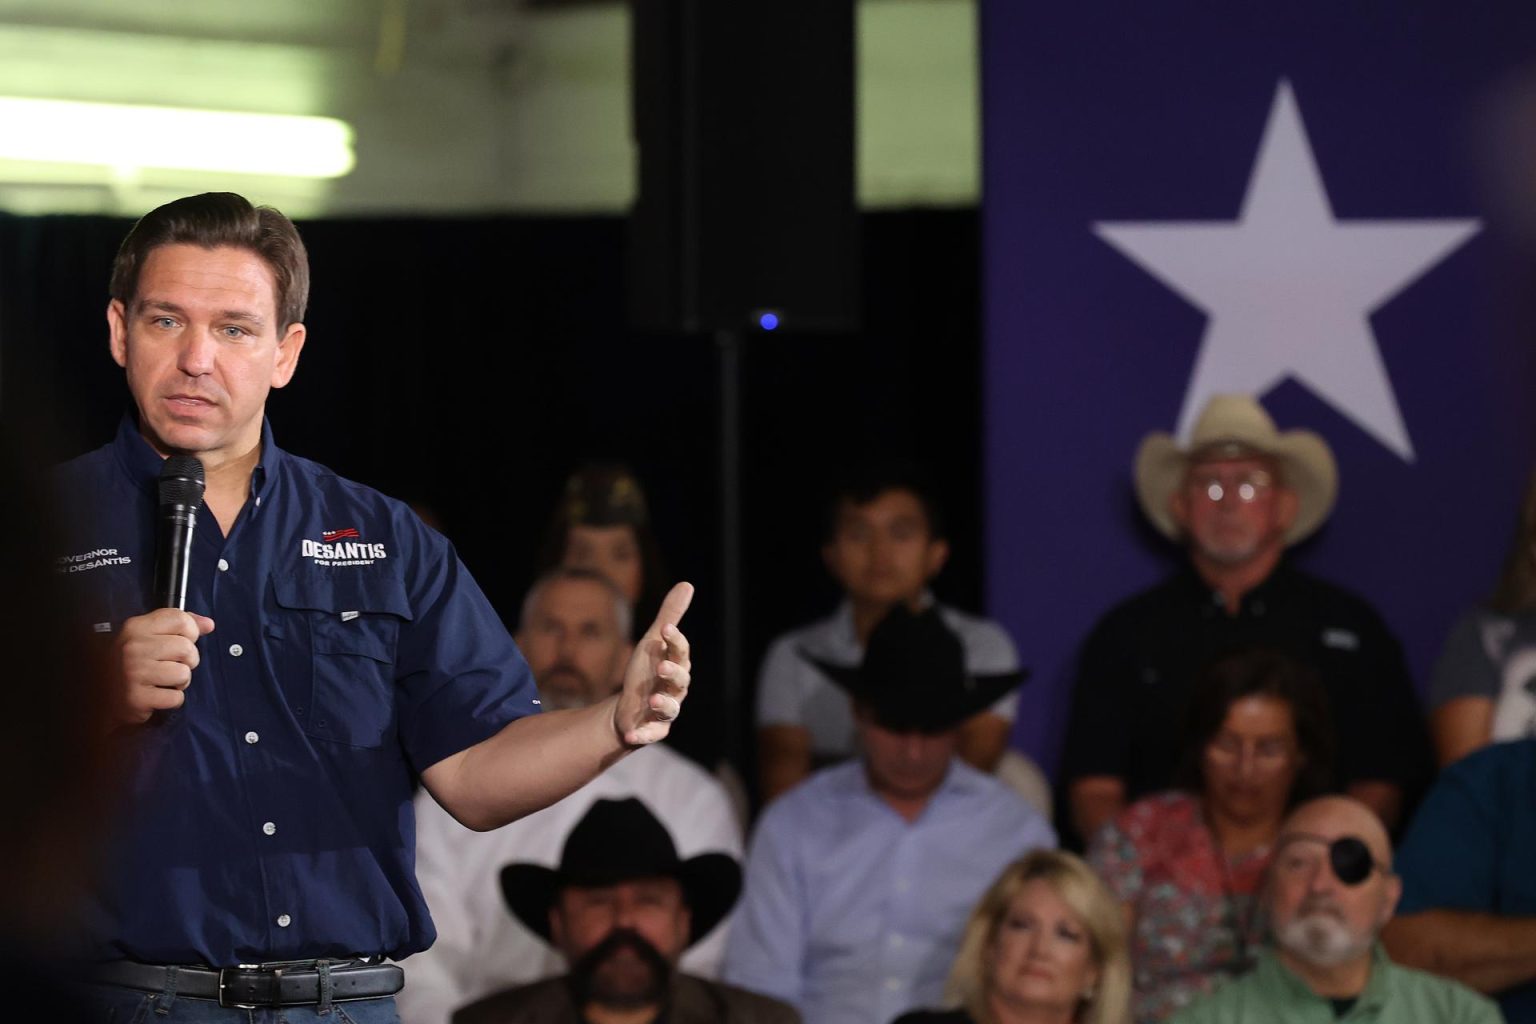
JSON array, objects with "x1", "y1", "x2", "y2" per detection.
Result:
[{"x1": 1329, "y1": 836, "x2": 1374, "y2": 885}]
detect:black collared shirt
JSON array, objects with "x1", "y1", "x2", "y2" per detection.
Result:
[{"x1": 1060, "y1": 564, "x2": 1432, "y2": 807}]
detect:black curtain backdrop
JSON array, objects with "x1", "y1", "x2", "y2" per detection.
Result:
[{"x1": 0, "y1": 209, "x2": 986, "y2": 802}]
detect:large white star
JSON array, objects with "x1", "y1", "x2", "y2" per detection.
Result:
[{"x1": 1093, "y1": 80, "x2": 1480, "y2": 461}]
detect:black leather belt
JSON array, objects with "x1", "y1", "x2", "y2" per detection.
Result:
[{"x1": 92, "y1": 959, "x2": 404, "y2": 1008}]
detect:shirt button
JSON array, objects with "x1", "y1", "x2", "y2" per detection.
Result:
[
  {"x1": 262, "y1": 821, "x2": 277, "y2": 836},
  {"x1": 229, "y1": 644, "x2": 244, "y2": 657},
  {"x1": 889, "y1": 934, "x2": 904, "y2": 948},
  {"x1": 217, "y1": 558, "x2": 230, "y2": 572},
  {"x1": 276, "y1": 913, "x2": 291, "y2": 928},
  {"x1": 886, "y1": 978, "x2": 902, "y2": 991},
  {"x1": 255, "y1": 496, "x2": 263, "y2": 507},
  {"x1": 244, "y1": 731, "x2": 259, "y2": 745},
  {"x1": 896, "y1": 879, "x2": 911, "y2": 893}
]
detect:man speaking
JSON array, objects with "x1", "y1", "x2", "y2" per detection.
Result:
[{"x1": 55, "y1": 192, "x2": 694, "y2": 1022}]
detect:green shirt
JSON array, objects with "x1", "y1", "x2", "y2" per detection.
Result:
[{"x1": 1168, "y1": 945, "x2": 1504, "y2": 1024}]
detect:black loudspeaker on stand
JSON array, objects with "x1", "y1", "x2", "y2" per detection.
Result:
[
  {"x1": 628, "y1": 0, "x2": 858, "y2": 795},
  {"x1": 627, "y1": 0, "x2": 859, "y2": 335}
]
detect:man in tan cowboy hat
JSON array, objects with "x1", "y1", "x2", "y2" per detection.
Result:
[{"x1": 1058, "y1": 394, "x2": 1432, "y2": 846}]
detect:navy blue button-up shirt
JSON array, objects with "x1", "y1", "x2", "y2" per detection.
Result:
[{"x1": 54, "y1": 417, "x2": 539, "y2": 966}]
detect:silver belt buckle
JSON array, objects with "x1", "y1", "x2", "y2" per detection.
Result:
[{"x1": 218, "y1": 964, "x2": 279, "y2": 1008}]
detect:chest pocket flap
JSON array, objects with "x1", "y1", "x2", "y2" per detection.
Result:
[{"x1": 270, "y1": 572, "x2": 414, "y2": 748}]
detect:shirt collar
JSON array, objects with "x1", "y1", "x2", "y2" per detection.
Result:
[
  {"x1": 1254, "y1": 944, "x2": 1393, "y2": 1015},
  {"x1": 836, "y1": 753, "x2": 976, "y2": 817},
  {"x1": 111, "y1": 412, "x2": 283, "y2": 505},
  {"x1": 1177, "y1": 560, "x2": 1296, "y2": 617}
]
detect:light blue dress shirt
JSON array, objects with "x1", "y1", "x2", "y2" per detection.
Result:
[{"x1": 723, "y1": 758, "x2": 1056, "y2": 1024}]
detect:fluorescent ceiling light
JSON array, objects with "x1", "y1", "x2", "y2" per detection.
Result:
[{"x1": 0, "y1": 97, "x2": 354, "y2": 179}]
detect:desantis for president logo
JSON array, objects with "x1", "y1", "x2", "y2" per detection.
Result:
[{"x1": 302, "y1": 527, "x2": 388, "y2": 567}]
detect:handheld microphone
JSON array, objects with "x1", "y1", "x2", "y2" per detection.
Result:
[{"x1": 154, "y1": 456, "x2": 206, "y2": 610}]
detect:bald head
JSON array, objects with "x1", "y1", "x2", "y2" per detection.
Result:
[
  {"x1": 1279, "y1": 795, "x2": 1393, "y2": 870},
  {"x1": 1268, "y1": 796, "x2": 1401, "y2": 981}
]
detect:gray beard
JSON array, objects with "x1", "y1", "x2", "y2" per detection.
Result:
[
  {"x1": 1195, "y1": 539, "x2": 1262, "y2": 567},
  {"x1": 1275, "y1": 912, "x2": 1373, "y2": 968}
]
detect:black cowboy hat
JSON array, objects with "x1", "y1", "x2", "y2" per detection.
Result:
[
  {"x1": 805, "y1": 605, "x2": 1027, "y2": 733},
  {"x1": 499, "y1": 798, "x2": 741, "y2": 947}
]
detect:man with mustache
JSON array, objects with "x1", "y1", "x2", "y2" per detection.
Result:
[
  {"x1": 1170, "y1": 796, "x2": 1500, "y2": 1022},
  {"x1": 402, "y1": 569, "x2": 741, "y2": 1024},
  {"x1": 452, "y1": 798, "x2": 796, "y2": 1024}
]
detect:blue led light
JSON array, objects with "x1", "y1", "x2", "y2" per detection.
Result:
[{"x1": 758, "y1": 312, "x2": 780, "y2": 331}]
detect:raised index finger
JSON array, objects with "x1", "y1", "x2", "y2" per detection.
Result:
[{"x1": 647, "y1": 581, "x2": 695, "y2": 639}]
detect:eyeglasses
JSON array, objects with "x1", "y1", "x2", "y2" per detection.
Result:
[
  {"x1": 1187, "y1": 469, "x2": 1274, "y2": 504},
  {"x1": 1204, "y1": 735, "x2": 1296, "y2": 772},
  {"x1": 1272, "y1": 834, "x2": 1389, "y2": 886}
]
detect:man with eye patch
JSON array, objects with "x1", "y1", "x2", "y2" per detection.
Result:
[{"x1": 1170, "y1": 796, "x2": 1501, "y2": 1023}]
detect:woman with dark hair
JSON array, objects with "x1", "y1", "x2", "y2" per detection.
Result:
[
  {"x1": 535, "y1": 463, "x2": 669, "y2": 640},
  {"x1": 1085, "y1": 647, "x2": 1333, "y2": 1023},
  {"x1": 1428, "y1": 467, "x2": 1536, "y2": 766}
]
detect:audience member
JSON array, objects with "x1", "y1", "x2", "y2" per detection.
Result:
[
  {"x1": 1426, "y1": 470, "x2": 1536, "y2": 767},
  {"x1": 756, "y1": 463, "x2": 1039, "y2": 805},
  {"x1": 538, "y1": 463, "x2": 668, "y2": 638},
  {"x1": 1059, "y1": 394, "x2": 1431, "y2": 844},
  {"x1": 724, "y1": 606, "x2": 1056, "y2": 1024},
  {"x1": 1169, "y1": 796, "x2": 1500, "y2": 1023},
  {"x1": 1381, "y1": 737, "x2": 1536, "y2": 1022},
  {"x1": 453, "y1": 798, "x2": 797, "y2": 1024},
  {"x1": 1087, "y1": 648, "x2": 1334, "y2": 1022},
  {"x1": 893, "y1": 850, "x2": 1131, "y2": 1024},
  {"x1": 401, "y1": 569, "x2": 742, "y2": 1024}
]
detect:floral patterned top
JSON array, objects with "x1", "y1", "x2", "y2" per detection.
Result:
[{"x1": 1087, "y1": 791, "x2": 1271, "y2": 1024}]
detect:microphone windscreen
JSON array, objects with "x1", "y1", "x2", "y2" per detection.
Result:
[{"x1": 158, "y1": 455, "x2": 206, "y2": 507}]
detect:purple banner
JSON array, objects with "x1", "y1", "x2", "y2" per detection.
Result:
[{"x1": 982, "y1": 4, "x2": 1536, "y2": 774}]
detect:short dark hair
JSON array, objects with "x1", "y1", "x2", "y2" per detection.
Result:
[
  {"x1": 1174, "y1": 646, "x2": 1335, "y2": 804},
  {"x1": 824, "y1": 461, "x2": 946, "y2": 542},
  {"x1": 110, "y1": 192, "x2": 310, "y2": 329}
]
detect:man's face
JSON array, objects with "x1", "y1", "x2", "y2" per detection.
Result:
[
  {"x1": 550, "y1": 879, "x2": 690, "y2": 1008},
  {"x1": 1268, "y1": 799, "x2": 1401, "y2": 971},
  {"x1": 517, "y1": 578, "x2": 632, "y2": 711},
  {"x1": 1170, "y1": 455, "x2": 1297, "y2": 568},
  {"x1": 855, "y1": 707, "x2": 956, "y2": 804},
  {"x1": 108, "y1": 244, "x2": 305, "y2": 467},
  {"x1": 823, "y1": 489, "x2": 949, "y2": 607}
]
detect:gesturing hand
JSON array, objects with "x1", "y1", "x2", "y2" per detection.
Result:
[{"x1": 613, "y1": 582, "x2": 694, "y2": 747}]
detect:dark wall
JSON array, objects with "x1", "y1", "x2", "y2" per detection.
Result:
[{"x1": 0, "y1": 208, "x2": 985, "y2": 792}]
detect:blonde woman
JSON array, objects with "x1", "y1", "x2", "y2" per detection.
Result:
[{"x1": 894, "y1": 850, "x2": 1131, "y2": 1024}]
